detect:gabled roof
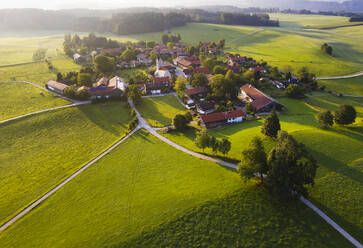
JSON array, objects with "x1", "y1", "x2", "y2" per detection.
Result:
[
  {"x1": 229, "y1": 56, "x2": 246, "y2": 62},
  {"x1": 186, "y1": 87, "x2": 207, "y2": 96},
  {"x1": 240, "y1": 84, "x2": 278, "y2": 110},
  {"x1": 174, "y1": 57, "x2": 192, "y2": 67},
  {"x1": 153, "y1": 77, "x2": 170, "y2": 83},
  {"x1": 89, "y1": 86, "x2": 118, "y2": 96},
  {"x1": 46, "y1": 81, "x2": 69, "y2": 91},
  {"x1": 96, "y1": 77, "x2": 108, "y2": 87},
  {"x1": 193, "y1": 67, "x2": 210, "y2": 74},
  {"x1": 200, "y1": 109, "x2": 245, "y2": 124}
]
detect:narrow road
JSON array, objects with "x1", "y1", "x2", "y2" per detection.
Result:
[
  {"x1": 0, "y1": 126, "x2": 140, "y2": 233},
  {"x1": 0, "y1": 101, "x2": 91, "y2": 124},
  {"x1": 315, "y1": 72, "x2": 363, "y2": 80}
]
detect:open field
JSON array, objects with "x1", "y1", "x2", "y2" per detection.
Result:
[
  {"x1": 0, "y1": 130, "x2": 242, "y2": 248},
  {"x1": 0, "y1": 130, "x2": 353, "y2": 248},
  {"x1": 0, "y1": 83, "x2": 70, "y2": 120},
  {"x1": 138, "y1": 95, "x2": 187, "y2": 127},
  {"x1": 0, "y1": 58, "x2": 80, "y2": 86},
  {"x1": 0, "y1": 102, "x2": 131, "y2": 225},
  {"x1": 318, "y1": 76, "x2": 363, "y2": 96},
  {"x1": 160, "y1": 94, "x2": 363, "y2": 240}
]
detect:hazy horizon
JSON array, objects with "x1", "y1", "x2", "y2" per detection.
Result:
[{"x1": 0, "y1": 0, "x2": 345, "y2": 10}]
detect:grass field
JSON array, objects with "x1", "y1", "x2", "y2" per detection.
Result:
[
  {"x1": 138, "y1": 95, "x2": 187, "y2": 127},
  {"x1": 0, "y1": 83, "x2": 70, "y2": 120},
  {"x1": 160, "y1": 94, "x2": 363, "y2": 240},
  {"x1": 0, "y1": 130, "x2": 353, "y2": 248},
  {"x1": 0, "y1": 102, "x2": 131, "y2": 225},
  {"x1": 318, "y1": 76, "x2": 363, "y2": 96},
  {"x1": 0, "y1": 58, "x2": 80, "y2": 86}
]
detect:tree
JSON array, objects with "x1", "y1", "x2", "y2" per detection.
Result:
[
  {"x1": 195, "y1": 129, "x2": 210, "y2": 152},
  {"x1": 209, "y1": 74, "x2": 228, "y2": 98},
  {"x1": 94, "y1": 55, "x2": 114, "y2": 74},
  {"x1": 209, "y1": 136, "x2": 219, "y2": 154},
  {"x1": 77, "y1": 89, "x2": 90, "y2": 100},
  {"x1": 245, "y1": 102, "x2": 256, "y2": 116},
  {"x1": 184, "y1": 112, "x2": 193, "y2": 123},
  {"x1": 128, "y1": 84, "x2": 142, "y2": 105},
  {"x1": 334, "y1": 105, "x2": 356, "y2": 125},
  {"x1": 261, "y1": 109, "x2": 281, "y2": 138},
  {"x1": 239, "y1": 137, "x2": 268, "y2": 183},
  {"x1": 217, "y1": 39, "x2": 225, "y2": 49},
  {"x1": 146, "y1": 40, "x2": 156, "y2": 49},
  {"x1": 77, "y1": 73, "x2": 93, "y2": 87},
  {"x1": 64, "y1": 86, "x2": 77, "y2": 99},
  {"x1": 121, "y1": 48, "x2": 137, "y2": 62},
  {"x1": 173, "y1": 114, "x2": 188, "y2": 131},
  {"x1": 321, "y1": 43, "x2": 333, "y2": 55},
  {"x1": 267, "y1": 131, "x2": 317, "y2": 199},
  {"x1": 32, "y1": 48, "x2": 47, "y2": 61},
  {"x1": 174, "y1": 76, "x2": 187, "y2": 99},
  {"x1": 202, "y1": 58, "x2": 217, "y2": 71},
  {"x1": 285, "y1": 84, "x2": 304, "y2": 98},
  {"x1": 56, "y1": 72, "x2": 63, "y2": 82},
  {"x1": 167, "y1": 42, "x2": 174, "y2": 50},
  {"x1": 317, "y1": 110, "x2": 334, "y2": 128},
  {"x1": 218, "y1": 138, "x2": 231, "y2": 156},
  {"x1": 189, "y1": 73, "x2": 209, "y2": 88},
  {"x1": 213, "y1": 65, "x2": 225, "y2": 75},
  {"x1": 161, "y1": 34, "x2": 169, "y2": 45}
]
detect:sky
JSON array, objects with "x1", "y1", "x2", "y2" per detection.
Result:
[{"x1": 0, "y1": 0, "x2": 343, "y2": 10}]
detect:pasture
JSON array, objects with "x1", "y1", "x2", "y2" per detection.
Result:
[
  {"x1": 138, "y1": 95, "x2": 187, "y2": 127},
  {"x1": 0, "y1": 83, "x2": 69, "y2": 120},
  {"x1": 0, "y1": 102, "x2": 131, "y2": 225},
  {"x1": 318, "y1": 76, "x2": 363, "y2": 96},
  {"x1": 0, "y1": 130, "x2": 352, "y2": 248}
]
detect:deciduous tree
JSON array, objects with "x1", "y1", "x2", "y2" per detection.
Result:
[
  {"x1": 317, "y1": 110, "x2": 334, "y2": 128},
  {"x1": 261, "y1": 109, "x2": 281, "y2": 138},
  {"x1": 334, "y1": 105, "x2": 356, "y2": 125}
]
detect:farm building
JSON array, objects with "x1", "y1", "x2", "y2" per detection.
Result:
[
  {"x1": 200, "y1": 109, "x2": 245, "y2": 128},
  {"x1": 238, "y1": 84, "x2": 283, "y2": 113},
  {"x1": 46, "y1": 81, "x2": 69, "y2": 95},
  {"x1": 109, "y1": 76, "x2": 127, "y2": 91},
  {"x1": 89, "y1": 86, "x2": 122, "y2": 99}
]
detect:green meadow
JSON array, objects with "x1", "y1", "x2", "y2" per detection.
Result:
[
  {"x1": 0, "y1": 83, "x2": 70, "y2": 120},
  {"x1": 318, "y1": 76, "x2": 363, "y2": 96},
  {"x1": 0, "y1": 130, "x2": 352, "y2": 248},
  {"x1": 138, "y1": 95, "x2": 187, "y2": 127},
  {"x1": 160, "y1": 94, "x2": 363, "y2": 240},
  {"x1": 0, "y1": 102, "x2": 131, "y2": 225}
]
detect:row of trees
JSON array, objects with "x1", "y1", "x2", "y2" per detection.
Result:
[
  {"x1": 221, "y1": 13, "x2": 279, "y2": 26},
  {"x1": 194, "y1": 129, "x2": 232, "y2": 156},
  {"x1": 318, "y1": 104, "x2": 357, "y2": 127}
]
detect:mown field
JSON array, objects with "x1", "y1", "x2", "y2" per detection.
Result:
[
  {"x1": 0, "y1": 102, "x2": 131, "y2": 225},
  {"x1": 0, "y1": 83, "x2": 70, "y2": 120},
  {"x1": 161, "y1": 94, "x2": 363, "y2": 241},
  {"x1": 138, "y1": 95, "x2": 187, "y2": 127},
  {"x1": 0, "y1": 58, "x2": 80, "y2": 86},
  {"x1": 0, "y1": 130, "x2": 352, "y2": 248},
  {"x1": 318, "y1": 76, "x2": 363, "y2": 96}
]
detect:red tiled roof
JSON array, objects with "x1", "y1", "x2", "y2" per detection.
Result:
[
  {"x1": 174, "y1": 57, "x2": 192, "y2": 67},
  {"x1": 200, "y1": 110, "x2": 245, "y2": 124},
  {"x1": 240, "y1": 84, "x2": 275, "y2": 110},
  {"x1": 193, "y1": 67, "x2": 210, "y2": 74},
  {"x1": 191, "y1": 60, "x2": 201, "y2": 65},
  {"x1": 90, "y1": 86, "x2": 117, "y2": 96},
  {"x1": 153, "y1": 77, "x2": 170, "y2": 83},
  {"x1": 186, "y1": 87, "x2": 207, "y2": 96}
]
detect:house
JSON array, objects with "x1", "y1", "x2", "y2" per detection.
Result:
[
  {"x1": 155, "y1": 57, "x2": 172, "y2": 78},
  {"x1": 200, "y1": 110, "x2": 245, "y2": 128},
  {"x1": 136, "y1": 54, "x2": 152, "y2": 65},
  {"x1": 228, "y1": 56, "x2": 247, "y2": 66},
  {"x1": 46, "y1": 81, "x2": 69, "y2": 95},
  {"x1": 73, "y1": 53, "x2": 91, "y2": 64},
  {"x1": 196, "y1": 101, "x2": 215, "y2": 115},
  {"x1": 186, "y1": 87, "x2": 208, "y2": 101},
  {"x1": 96, "y1": 77, "x2": 109, "y2": 87},
  {"x1": 144, "y1": 77, "x2": 172, "y2": 95},
  {"x1": 238, "y1": 84, "x2": 283, "y2": 113},
  {"x1": 109, "y1": 76, "x2": 127, "y2": 91},
  {"x1": 271, "y1": 80, "x2": 285, "y2": 89},
  {"x1": 89, "y1": 86, "x2": 122, "y2": 99},
  {"x1": 101, "y1": 48, "x2": 124, "y2": 56},
  {"x1": 250, "y1": 66, "x2": 267, "y2": 74},
  {"x1": 227, "y1": 65, "x2": 241, "y2": 73},
  {"x1": 173, "y1": 57, "x2": 192, "y2": 68},
  {"x1": 193, "y1": 67, "x2": 210, "y2": 75}
]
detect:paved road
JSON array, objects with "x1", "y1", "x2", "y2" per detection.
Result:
[
  {"x1": 0, "y1": 126, "x2": 140, "y2": 233},
  {"x1": 315, "y1": 72, "x2": 363, "y2": 80},
  {"x1": 0, "y1": 101, "x2": 91, "y2": 124}
]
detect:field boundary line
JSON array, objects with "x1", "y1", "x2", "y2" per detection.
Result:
[
  {"x1": 0, "y1": 126, "x2": 140, "y2": 233},
  {"x1": 0, "y1": 102, "x2": 90, "y2": 124},
  {"x1": 226, "y1": 28, "x2": 265, "y2": 44}
]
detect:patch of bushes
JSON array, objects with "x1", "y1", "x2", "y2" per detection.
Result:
[{"x1": 321, "y1": 43, "x2": 333, "y2": 55}]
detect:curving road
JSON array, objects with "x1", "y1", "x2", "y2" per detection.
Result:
[{"x1": 315, "y1": 72, "x2": 363, "y2": 80}]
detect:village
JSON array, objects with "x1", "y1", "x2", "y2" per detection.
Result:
[{"x1": 45, "y1": 33, "x2": 306, "y2": 130}]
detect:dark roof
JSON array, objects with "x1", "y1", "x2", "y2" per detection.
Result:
[
  {"x1": 200, "y1": 110, "x2": 245, "y2": 124},
  {"x1": 229, "y1": 56, "x2": 246, "y2": 62},
  {"x1": 197, "y1": 101, "x2": 215, "y2": 111},
  {"x1": 153, "y1": 77, "x2": 170, "y2": 83},
  {"x1": 90, "y1": 86, "x2": 119, "y2": 96},
  {"x1": 193, "y1": 67, "x2": 210, "y2": 74},
  {"x1": 240, "y1": 84, "x2": 277, "y2": 110},
  {"x1": 186, "y1": 87, "x2": 207, "y2": 96},
  {"x1": 250, "y1": 66, "x2": 265, "y2": 72}
]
